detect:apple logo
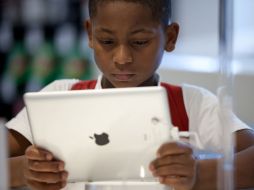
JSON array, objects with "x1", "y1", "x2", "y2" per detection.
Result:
[{"x1": 89, "y1": 133, "x2": 110, "y2": 146}]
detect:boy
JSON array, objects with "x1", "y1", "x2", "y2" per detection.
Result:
[{"x1": 6, "y1": 0, "x2": 254, "y2": 190}]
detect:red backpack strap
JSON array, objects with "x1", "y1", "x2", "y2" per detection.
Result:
[
  {"x1": 160, "y1": 82, "x2": 189, "y2": 131},
  {"x1": 71, "y1": 80, "x2": 97, "y2": 90}
]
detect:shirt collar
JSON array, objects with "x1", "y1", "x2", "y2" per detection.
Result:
[{"x1": 95, "y1": 74, "x2": 161, "y2": 89}]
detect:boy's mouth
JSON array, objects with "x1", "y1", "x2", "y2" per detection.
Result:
[{"x1": 112, "y1": 73, "x2": 136, "y2": 81}]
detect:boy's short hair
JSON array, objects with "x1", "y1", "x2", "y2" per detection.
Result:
[{"x1": 88, "y1": 0, "x2": 171, "y2": 26}]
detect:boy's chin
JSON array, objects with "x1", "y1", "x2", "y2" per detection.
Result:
[{"x1": 102, "y1": 76, "x2": 144, "y2": 88}]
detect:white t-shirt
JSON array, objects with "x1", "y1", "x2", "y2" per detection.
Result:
[
  {"x1": 5, "y1": 76, "x2": 249, "y2": 153},
  {"x1": 6, "y1": 76, "x2": 251, "y2": 190}
]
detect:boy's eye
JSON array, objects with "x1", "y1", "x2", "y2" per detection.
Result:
[
  {"x1": 132, "y1": 40, "x2": 149, "y2": 47},
  {"x1": 98, "y1": 39, "x2": 114, "y2": 45}
]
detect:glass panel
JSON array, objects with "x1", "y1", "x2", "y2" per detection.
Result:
[
  {"x1": 233, "y1": 0, "x2": 254, "y2": 127},
  {"x1": 0, "y1": 119, "x2": 8, "y2": 190}
]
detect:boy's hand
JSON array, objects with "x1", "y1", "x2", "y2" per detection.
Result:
[
  {"x1": 24, "y1": 145, "x2": 68, "y2": 190},
  {"x1": 149, "y1": 142, "x2": 197, "y2": 190}
]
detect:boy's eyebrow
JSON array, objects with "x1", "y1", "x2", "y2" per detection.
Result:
[
  {"x1": 130, "y1": 28, "x2": 156, "y2": 35},
  {"x1": 95, "y1": 27, "x2": 156, "y2": 35},
  {"x1": 95, "y1": 28, "x2": 114, "y2": 34}
]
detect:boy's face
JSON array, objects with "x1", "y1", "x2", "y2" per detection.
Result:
[{"x1": 86, "y1": 1, "x2": 179, "y2": 88}]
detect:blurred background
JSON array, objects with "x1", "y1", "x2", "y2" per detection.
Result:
[
  {"x1": 0, "y1": 0, "x2": 254, "y2": 127},
  {"x1": 0, "y1": 0, "x2": 95, "y2": 120},
  {"x1": 159, "y1": 0, "x2": 254, "y2": 128}
]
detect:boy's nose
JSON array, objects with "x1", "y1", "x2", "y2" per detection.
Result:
[{"x1": 113, "y1": 45, "x2": 133, "y2": 65}]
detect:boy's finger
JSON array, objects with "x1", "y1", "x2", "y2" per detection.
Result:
[
  {"x1": 150, "y1": 154, "x2": 196, "y2": 172},
  {"x1": 160, "y1": 175, "x2": 191, "y2": 187},
  {"x1": 25, "y1": 146, "x2": 53, "y2": 161},
  {"x1": 152, "y1": 164, "x2": 193, "y2": 177},
  {"x1": 28, "y1": 160, "x2": 65, "y2": 172},
  {"x1": 150, "y1": 154, "x2": 191, "y2": 169},
  {"x1": 157, "y1": 142, "x2": 193, "y2": 158},
  {"x1": 25, "y1": 169, "x2": 68, "y2": 183},
  {"x1": 26, "y1": 179, "x2": 66, "y2": 190}
]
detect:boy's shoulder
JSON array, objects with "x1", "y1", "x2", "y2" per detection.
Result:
[
  {"x1": 40, "y1": 79, "x2": 80, "y2": 92},
  {"x1": 181, "y1": 83, "x2": 217, "y2": 100},
  {"x1": 162, "y1": 82, "x2": 218, "y2": 109},
  {"x1": 161, "y1": 82, "x2": 216, "y2": 98}
]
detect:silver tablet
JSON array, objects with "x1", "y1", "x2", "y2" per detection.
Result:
[{"x1": 24, "y1": 86, "x2": 172, "y2": 182}]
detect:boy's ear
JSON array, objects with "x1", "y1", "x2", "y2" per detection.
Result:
[
  {"x1": 165, "y1": 23, "x2": 179, "y2": 52},
  {"x1": 85, "y1": 20, "x2": 93, "y2": 48}
]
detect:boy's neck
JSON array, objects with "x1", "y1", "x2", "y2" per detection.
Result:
[
  {"x1": 101, "y1": 74, "x2": 159, "y2": 88},
  {"x1": 139, "y1": 74, "x2": 159, "y2": 87}
]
